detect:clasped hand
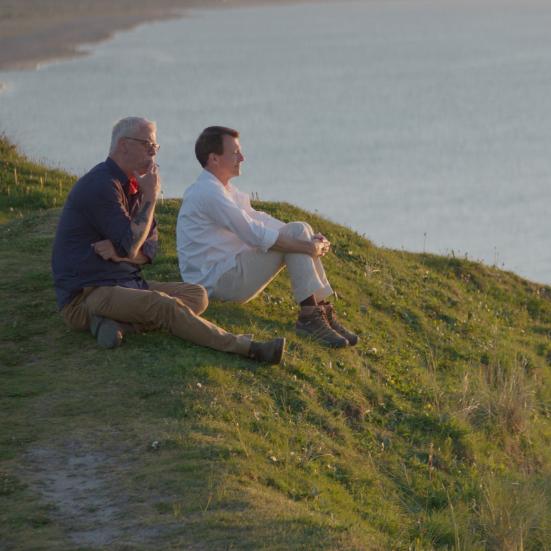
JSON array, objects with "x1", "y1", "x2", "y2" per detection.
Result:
[
  {"x1": 92, "y1": 239, "x2": 149, "y2": 264},
  {"x1": 312, "y1": 233, "x2": 331, "y2": 257},
  {"x1": 92, "y1": 239, "x2": 124, "y2": 262}
]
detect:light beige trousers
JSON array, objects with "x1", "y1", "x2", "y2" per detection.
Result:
[
  {"x1": 61, "y1": 280, "x2": 250, "y2": 355},
  {"x1": 212, "y1": 221, "x2": 333, "y2": 304}
]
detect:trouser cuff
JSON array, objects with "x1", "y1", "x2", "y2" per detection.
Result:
[{"x1": 295, "y1": 284, "x2": 333, "y2": 305}]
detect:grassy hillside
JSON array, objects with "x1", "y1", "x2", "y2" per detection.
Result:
[{"x1": 1, "y1": 136, "x2": 551, "y2": 550}]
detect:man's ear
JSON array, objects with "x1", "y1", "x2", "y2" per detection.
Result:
[
  {"x1": 207, "y1": 152, "x2": 218, "y2": 167},
  {"x1": 118, "y1": 137, "x2": 129, "y2": 154}
]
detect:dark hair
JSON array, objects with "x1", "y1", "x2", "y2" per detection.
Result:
[{"x1": 195, "y1": 126, "x2": 239, "y2": 167}]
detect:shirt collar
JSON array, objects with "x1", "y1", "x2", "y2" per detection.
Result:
[{"x1": 201, "y1": 169, "x2": 234, "y2": 193}]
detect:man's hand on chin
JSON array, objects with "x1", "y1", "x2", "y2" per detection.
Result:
[{"x1": 134, "y1": 161, "x2": 160, "y2": 198}]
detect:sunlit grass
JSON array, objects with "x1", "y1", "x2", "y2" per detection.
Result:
[{"x1": 1, "y1": 136, "x2": 551, "y2": 549}]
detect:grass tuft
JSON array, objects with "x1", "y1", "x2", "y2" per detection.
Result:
[{"x1": 458, "y1": 355, "x2": 536, "y2": 439}]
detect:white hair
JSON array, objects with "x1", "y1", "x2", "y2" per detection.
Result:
[{"x1": 109, "y1": 116, "x2": 156, "y2": 154}]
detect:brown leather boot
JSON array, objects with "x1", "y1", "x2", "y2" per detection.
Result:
[
  {"x1": 249, "y1": 337, "x2": 286, "y2": 364},
  {"x1": 296, "y1": 306, "x2": 349, "y2": 348},
  {"x1": 320, "y1": 301, "x2": 359, "y2": 346}
]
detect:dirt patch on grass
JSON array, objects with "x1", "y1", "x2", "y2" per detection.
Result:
[{"x1": 22, "y1": 435, "x2": 174, "y2": 548}]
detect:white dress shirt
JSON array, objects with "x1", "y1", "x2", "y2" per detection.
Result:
[{"x1": 177, "y1": 170, "x2": 284, "y2": 293}]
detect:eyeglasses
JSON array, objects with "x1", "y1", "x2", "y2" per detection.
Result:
[{"x1": 124, "y1": 136, "x2": 160, "y2": 152}]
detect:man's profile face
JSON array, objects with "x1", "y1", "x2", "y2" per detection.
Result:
[
  {"x1": 124, "y1": 124, "x2": 158, "y2": 175},
  {"x1": 214, "y1": 135, "x2": 244, "y2": 182}
]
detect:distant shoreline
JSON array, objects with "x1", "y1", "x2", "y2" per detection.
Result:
[{"x1": 0, "y1": 0, "x2": 312, "y2": 72}]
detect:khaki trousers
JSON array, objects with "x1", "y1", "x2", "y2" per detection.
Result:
[
  {"x1": 212, "y1": 222, "x2": 333, "y2": 304},
  {"x1": 61, "y1": 281, "x2": 251, "y2": 355}
]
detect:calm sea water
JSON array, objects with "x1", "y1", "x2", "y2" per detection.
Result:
[{"x1": 1, "y1": 0, "x2": 550, "y2": 283}]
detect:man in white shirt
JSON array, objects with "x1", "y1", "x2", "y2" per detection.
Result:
[{"x1": 177, "y1": 126, "x2": 357, "y2": 348}]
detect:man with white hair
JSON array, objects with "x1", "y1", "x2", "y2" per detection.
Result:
[
  {"x1": 51, "y1": 117, "x2": 285, "y2": 364},
  {"x1": 177, "y1": 126, "x2": 358, "y2": 348}
]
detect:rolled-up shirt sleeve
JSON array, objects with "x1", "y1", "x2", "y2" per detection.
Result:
[
  {"x1": 249, "y1": 209, "x2": 285, "y2": 232},
  {"x1": 203, "y1": 188, "x2": 279, "y2": 252},
  {"x1": 238, "y1": 191, "x2": 285, "y2": 232}
]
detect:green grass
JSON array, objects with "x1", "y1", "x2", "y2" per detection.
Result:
[
  {"x1": 1, "y1": 136, "x2": 551, "y2": 550},
  {"x1": 0, "y1": 136, "x2": 74, "y2": 223}
]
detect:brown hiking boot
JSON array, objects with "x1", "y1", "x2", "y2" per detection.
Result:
[
  {"x1": 320, "y1": 301, "x2": 359, "y2": 346},
  {"x1": 249, "y1": 337, "x2": 286, "y2": 364},
  {"x1": 295, "y1": 306, "x2": 348, "y2": 348},
  {"x1": 90, "y1": 315, "x2": 130, "y2": 349}
]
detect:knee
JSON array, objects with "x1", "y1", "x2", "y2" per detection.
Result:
[
  {"x1": 172, "y1": 284, "x2": 209, "y2": 315},
  {"x1": 192, "y1": 285, "x2": 209, "y2": 315},
  {"x1": 281, "y1": 221, "x2": 314, "y2": 239},
  {"x1": 164, "y1": 285, "x2": 208, "y2": 316},
  {"x1": 162, "y1": 282, "x2": 209, "y2": 315}
]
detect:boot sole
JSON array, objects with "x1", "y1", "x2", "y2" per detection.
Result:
[
  {"x1": 272, "y1": 337, "x2": 286, "y2": 364},
  {"x1": 295, "y1": 328, "x2": 349, "y2": 348}
]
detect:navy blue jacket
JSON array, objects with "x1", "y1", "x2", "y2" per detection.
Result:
[{"x1": 51, "y1": 158, "x2": 158, "y2": 309}]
